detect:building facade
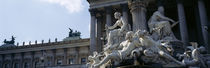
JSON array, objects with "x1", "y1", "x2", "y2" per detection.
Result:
[
  {"x1": 87, "y1": 0, "x2": 209, "y2": 54},
  {"x1": 0, "y1": 38, "x2": 90, "y2": 68}
]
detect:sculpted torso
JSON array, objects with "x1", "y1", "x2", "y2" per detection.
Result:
[
  {"x1": 119, "y1": 40, "x2": 136, "y2": 57},
  {"x1": 140, "y1": 36, "x2": 161, "y2": 53}
]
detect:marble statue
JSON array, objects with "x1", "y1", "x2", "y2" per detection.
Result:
[
  {"x1": 94, "y1": 31, "x2": 138, "y2": 68},
  {"x1": 105, "y1": 12, "x2": 131, "y2": 52},
  {"x1": 87, "y1": 52, "x2": 104, "y2": 68},
  {"x1": 87, "y1": 6, "x2": 210, "y2": 68},
  {"x1": 136, "y1": 30, "x2": 185, "y2": 66},
  {"x1": 180, "y1": 42, "x2": 207, "y2": 68},
  {"x1": 148, "y1": 7, "x2": 178, "y2": 41}
]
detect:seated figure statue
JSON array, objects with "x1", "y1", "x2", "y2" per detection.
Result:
[
  {"x1": 104, "y1": 12, "x2": 131, "y2": 53},
  {"x1": 136, "y1": 30, "x2": 185, "y2": 67},
  {"x1": 94, "y1": 31, "x2": 138, "y2": 68},
  {"x1": 148, "y1": 6, "x2": 178, "y2": 41}
]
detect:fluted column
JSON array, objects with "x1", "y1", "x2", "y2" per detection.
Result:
[
  {"x1": 177, "y1": 0, "x2": 189, "y2": 48},
  {"x1": 197, "y1": 0, "x2": 209, "y2": 52},
  {"x1": 96, "y1": 15, "x2": 102, "y2": 52},
  {"x1": 129, "y1": 0, "x2": 148, "y2": 31},
  {"x1": 89, "y1": 9, "x2": 97, "y2": 55}
]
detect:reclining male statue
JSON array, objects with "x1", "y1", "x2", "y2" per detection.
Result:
[
  {"x1": 93, "y1": 31, "x2": 139, "y2": 68},
  {"x1": 136, "y1": 30, "x2": 185, "y2": 67}
]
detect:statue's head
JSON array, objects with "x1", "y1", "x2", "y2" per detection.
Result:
[
  {"x1": 114, "y1": 12, "x2": 121, "y2": 19},
  {"x1": 190, "y1": 42, "x2": 198, "y2": 49},
  {"x1": 125, "y1": 31, "x2": 134, "y2": 41},
  {"x1": 158, "y1": 6, "x2": 164, "y2": 14}
]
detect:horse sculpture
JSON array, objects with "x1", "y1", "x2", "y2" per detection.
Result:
[{"x1": 4, "y1": 36, "x2": 15, "y2": 44}]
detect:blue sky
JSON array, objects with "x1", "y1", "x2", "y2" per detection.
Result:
[{"x1": 0, "y1": 0, "x2": 90, "y2": 45}]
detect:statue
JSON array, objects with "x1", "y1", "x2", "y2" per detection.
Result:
[
  {"x1": 136, "y1": 30, "x2": 185, "y2": 67},
  {"x1": 94, "y1": 31, "x2": 138, "y2": 67},
  {"x1": 68, "y1": 28, "x2": 81, "y2": 37},
  {"x1": 69, "y1": 28, "x2": 73, "y2": 37},
  {"x1": 104, "y1": 12, "x2": 131, "y2": 52},
  {"x1": 87, "y1": 52, "x2": 104, "y2": 68},
  {"x1": 180, "y1": 42, "x2": 207, "y2": 68},
  {"x1": 148, "y1": 7, "x2": 178, "y2": 41},
  {"x1": 87, "y1": 6, "x2": 210, "y2": 68},
  {"x1": 3, "y1": 36, "x2": 15, "y2": 45}
]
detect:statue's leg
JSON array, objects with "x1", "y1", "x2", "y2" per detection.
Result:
[
  {"x1": 107, "y1": 30, "x2": 117, "y2": 45},
  {"x1": 159, "y1": 50, "x2": 185, "y2": 66}
]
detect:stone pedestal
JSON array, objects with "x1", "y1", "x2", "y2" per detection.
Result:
[{"x1": 129, "y1": 0, "x2": 148, "y2": 31}]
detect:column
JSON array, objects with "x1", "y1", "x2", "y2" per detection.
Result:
[
  {"x1": 96, "y1": 15, "x2": 102, "y2": 52},
  {"x1": 75, "y1": 47, "x2": 79, "y2": 64},
  {"x1": 89, "y1": 9, "x2": 97, "y2": 55},
  {"x1": 11, "y1": 54, "x2": 14, "y2": 68},
  {"x1": 20, "y1": 52, "x2": 24, "y2": 68},
  {"x1": 177, "y1": 0, "x2": 189, "y2": 48},
  {"x1": 105, "y1": 7, "x2": 112, "y2": 26},
  {"x1": 128, "y1": 0, "x2": 148, "y2": 32},
  {"x1": 121, "y1": 4, "x2": 129, "y2": 29},
  {"x1": 51, "y1": 49, "x2": 56, "y2": 66},
  {"x1": 198, "y1": 0, "x2": 209, "y2": 52},
  {"x1": 30, "y1": 51, "x2": 34, "y2": 68},
  {"x1": 63, "y1": 48, "x2": 67, "y2": 65}
]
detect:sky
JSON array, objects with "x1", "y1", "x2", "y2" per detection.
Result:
[{"x1": 0, "y1": 0, "x2": 90, "y2": 45}]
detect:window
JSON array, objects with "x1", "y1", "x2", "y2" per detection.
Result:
[
  {"x1": 47, "y1": 61, "x2": 51, "y2": 66},
  {"x1": 35, "y1": 61, "x2": 39, "y2": 68},
  {"x1": 14, "y1": 63, "x2": 19, "y2": 68},
  {"x1": 81, "y1": 58, "x2": 86, "y2": 64},
  {"x1": 69, "y1": 58, "x2": 74, "y2": 64},
  {"x1": 24, "y1": 62, "x2": 30, "y2": 68},
  {"x1": 57, "y1": 59, "x2": 62, "y2": 65},
  {"x1": 4, "y1": 63, "x2": 9, "y2": 68}
]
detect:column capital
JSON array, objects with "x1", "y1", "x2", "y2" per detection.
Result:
[
  {"x1": 89, "y1": 9, "x2": 97, "y2": 16},
  {"x1": 96, "y1": 11, "x2": 103, "y2": 18},
  {"x1": 128, "y1": 0, "x2": 149, "y2": 12}
]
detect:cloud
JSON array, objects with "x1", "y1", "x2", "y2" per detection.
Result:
[{"x1": 41, "y1": 0, "x2": 84, "y2": 13}]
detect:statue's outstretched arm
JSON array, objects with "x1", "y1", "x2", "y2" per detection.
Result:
[
  {"x1": 157, "y1": 12, "x2": 175, "y2": 23},
  {"x1": 108, "y1": 21, "x2": 119, "y2": 29},
  {"x1": 118, "y1": 42, "x2": 124, "y2": 49}
]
